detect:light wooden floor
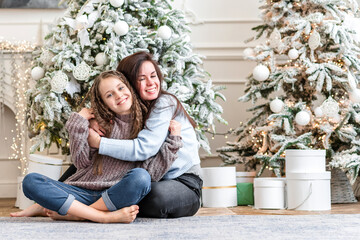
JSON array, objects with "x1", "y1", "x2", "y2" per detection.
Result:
[{"x1": 1, "y1": 198, "x2": 360, "y2": 217}]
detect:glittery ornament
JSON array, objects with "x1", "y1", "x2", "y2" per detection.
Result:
[
  {"x1": 321, "y1": 97, "x2": 339, "y2": 117},
  {"x1": 39, "y1": 50, "x2": 55, "y2": 66},
  {"x1": 73, "y1": 61, "x2": 92, "y2": 81},
  {"x1": 309, "y1": 30, "x2": 321, "y2": 50},
  {"x1": 269, "y1": 29, "x2": 281, "y2": 49},
  {"x1": 51, "y1": 71, "x2": 68, "y2": 93}
]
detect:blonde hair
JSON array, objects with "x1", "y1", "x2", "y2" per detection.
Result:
[{"x1": 83, "y1": 70, "x2": 148, "y2": 175}]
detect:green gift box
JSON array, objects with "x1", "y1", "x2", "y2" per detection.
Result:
[{"x1": 237, "y1": 183, "x2": 254, "y2": 206}]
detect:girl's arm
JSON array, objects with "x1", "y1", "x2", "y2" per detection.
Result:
[
  {"x1": 98, "y1": 95, "x2": 176, "y2": 161},
  {"x1": 136, "y1": 120, "x2": 183, "y2": 181},
  {"x1": 65, "y1": 112, "x2": 94, "y2": 169}
]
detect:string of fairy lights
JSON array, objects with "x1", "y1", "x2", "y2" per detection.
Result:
[{"x1": 0, "y1": 40, "x2": 36, "y2": 175}]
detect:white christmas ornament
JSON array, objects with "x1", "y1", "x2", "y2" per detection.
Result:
[
  {"x1": 321, "y1": 97, "x2": 339, "y2": 117},
  {"x1": 243, "y1": 48, "x2": 254, "y2": 57},
  {"x1": 295, "y1": 111, "x2": 311, "y2": 126},
  {"x1": 288, "y1": 49, "x2": 299, "y2": 60},
  {"x1": 65, "y1": 78, "x2": 81, "y2": 97},
  {"x1": 73, "y1": 61, "x2": 92, "y2": 81},
  {"x1": 349, "y1": 88, "x2": 360, "y2": 103},
  {"x1": 158, "y1": 26, "x2": 172, "y2": 40},
  {"x1": 270, "y1": 98, "x2": 284, "y2": 113},
  {"x1": 95, "y1": 52, "x2": 108, "y2": 66},
  {"x1": 114, "y1": 21, "x2": 129, "y2": 36},
  {"x1": 110, "y1": 0, "x2": 124, "y2": 8},
  {"x1": 253, "y1": 64, "x2": 270, "y2": 81},
  {"x1": 269, "y1": 28, "x2": 281, "y2": 49},
  {"x1": 314, "y1": 107, "x2": 324, "y2": 117},
  {"x1": 51, "y1": 71, "x2": 68, "y2": 94},
  {"x1": 308, "y1": 30, "x2": 321, "y2": 50},
  {"x1": 39, "y1": 50, "x2": 54, "y2": 66},
  {"x1": 31, "y1": 67, "x2": 45, "y2": 80}
]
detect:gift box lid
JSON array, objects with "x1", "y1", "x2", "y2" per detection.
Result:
[
  {"x1": 254, "y1": 177, "x2": 286, "y2": 188},
  {"x1": 286, "y1": 172, "x2": 331, "y2": 180}
]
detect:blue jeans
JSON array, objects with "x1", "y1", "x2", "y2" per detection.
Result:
[{"x1": 22, "y1": 168, "x2": 151, "y2": 215}]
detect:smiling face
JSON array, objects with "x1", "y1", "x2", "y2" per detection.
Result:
[
  {"x1": 99, "y1": 76, "x2": 132, "y2": 115},
  {"x1": 136, "y1": 61, "x2": 160, "y2": 101}
]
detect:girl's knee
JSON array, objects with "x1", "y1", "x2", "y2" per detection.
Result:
[
  {"x1": 128, "y1": 168, "x2": 151, "y2": 190},
  {"x1": 22, "y1": 173, "x2": 43, "y2": 197}
]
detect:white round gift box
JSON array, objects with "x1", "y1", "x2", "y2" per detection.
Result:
[
  {"x1": 286, "y1": 172, "x2": 331, "y2": 211},
  {"x1": 236, "y1": 171, "x2": 256, "y2": 183},
  {"x1": 254, "y1": 177, "x2": 286, "y2": 209},
  {"x1": 285, "y1": 149, "x2": 326, "y2": 173},
  {"x1": 28, "y1": 154, "x2": 64, "y2": 180},
  {"x1": 201, "y1": 167, "x2": 237, "y2": 207}
]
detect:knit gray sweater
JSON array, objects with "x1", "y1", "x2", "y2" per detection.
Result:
[{"x1": 64, "y1": 112, "x2": 182, "y2": 190}]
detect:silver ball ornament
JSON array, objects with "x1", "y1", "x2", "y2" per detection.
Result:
[
  {"x1": 110, "y1": 0, "x2": 124, "y2": 7},
  {"x1": 95, "y1": 52, "x2": 108, "y2": 66},
  {"x1": 288, "y1": 48, "x2": 299, "y2": 60}
]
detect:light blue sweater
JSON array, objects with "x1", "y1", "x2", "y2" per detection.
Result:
[{"x1": 99, "y1": 94, "x2": 200, "y2": 179}]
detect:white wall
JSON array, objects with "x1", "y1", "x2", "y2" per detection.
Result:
[{"x1": 0, "y1": 0, "x2": 262, "y2": 196}]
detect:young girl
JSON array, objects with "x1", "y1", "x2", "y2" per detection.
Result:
[{"x1": 11, "y1": 70, "x2": 182, "y2": 223}]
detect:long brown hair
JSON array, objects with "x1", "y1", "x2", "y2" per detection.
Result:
[
  {"x1": 116, "y1": 51, "x2": 196, "y2": 128},
  {"x1": 84, "y1": 70, "x2": 147, "y2": 175}
]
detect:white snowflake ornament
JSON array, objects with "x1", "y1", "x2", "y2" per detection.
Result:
[
  {"x1": 321, "y1": 97, "x2": 339, "y2": 117},
  {"x1": 51, "y1": 71, "x2": 69, "y2": 94},
  {"x1": 73, "y1": 62, "x2": 92, "y2": 81}
]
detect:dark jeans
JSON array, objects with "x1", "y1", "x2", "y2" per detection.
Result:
[{"x1": 59, "y1": 165, "x2": 203, "y2": 218}]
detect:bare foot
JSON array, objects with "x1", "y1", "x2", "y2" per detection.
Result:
[
  {"x1": 10, "y1": 203, "x2": 47, "y2": 217},
  {"x1": 102, "y1": 205, "x2": 139, "y2": 223},
  {"x1": 45, "y1": 209, "x2": 84, "y2": 221}
]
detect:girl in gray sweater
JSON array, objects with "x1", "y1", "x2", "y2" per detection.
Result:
[{"x1": 11, "y1": 71, "x2": 182, "y2": 223}]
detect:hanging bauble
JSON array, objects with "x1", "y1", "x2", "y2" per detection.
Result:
[
  {"x1": 253, "y1": 64, "x2": 270, "y2": 81},
  {"x1": 348, "y1": 72, "x2": 357, "y2": 90},
  {"x1": 39, "y1": 50, "x2": 54, "y2": 66},
  {"x1": 308, "y1": 30, "x2": 321, "y2": 50},
  {"x1": 95, "y1": 52, "x2": 108, "y2": 66},
  {"x1": 243, "y1": 48, "x2": 254, "y2": 57},
  {"x1": 73, "y1": 61, "x2": 92, "y2": 81},
  {"x1": 114, "y1": 21, "x2": 129, "y2": 36},
  {"x1": 51, "y1": 71, "x2": 68, "y2": 94},
  {"x1": 295, "y1": 111, "x2": 311, "y2": 126},
  {"x1": 321, "y1": 97, "x2": 339, "y2": 117},
  {"x1": 288, "y1": 48, "x2": 299, "y2": 60},
  {"x1": 270, "y1": 98, "x2": 284, "y2": 113},
  {"x1": 158, "y1": 26, "x2": 172, "y2": 40},
  {"x1": 314, "y1": 107, "x2": 324, "y2": 117},
  {"x1": 31, "y1": 67, "x2": 45, "y2": 80},
  {"x1": 269, "y1": 28, "x2": 281, "y2": 49},
  {"x1": 110, "y1": 0, "x2": 124, "y2": 7},
  {"x1": 349, "y1": 88, "x2": 360, "y2": 103}
]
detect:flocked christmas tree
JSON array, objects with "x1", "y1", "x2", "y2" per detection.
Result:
[
  {"x1": 27, "y1": 0, "x2": 226, "y2": 155},
  {"x1": 217, "y1": 0, "x2": 360, "y2": 183}
]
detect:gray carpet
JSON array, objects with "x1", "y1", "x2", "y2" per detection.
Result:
[{"x1": 0, "y1": 214, "x2": 359, "y2": 239}]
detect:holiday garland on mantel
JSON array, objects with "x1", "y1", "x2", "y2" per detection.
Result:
[
  {"x1": 27, "y1": 0, "x2": 226, "y2": 155},
  {"x1": 217, "y1": 0, "x2": 360, "y2": 183}
]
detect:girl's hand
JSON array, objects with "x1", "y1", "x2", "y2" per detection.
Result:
[
  {"x1": 89, "y1": 119, "x2": 106, "y2": 136},
  {"x1": 169, "y1": 120, "x2": 181, "y2": 136},
  {"x1": 88, "y1": 128, "x2": 101, "y2": 149},
  {"x1": 78, "y1": 108, "x2": 94, "y2": 120}
]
